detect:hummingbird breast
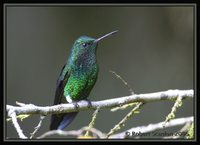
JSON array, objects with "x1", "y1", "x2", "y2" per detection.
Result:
[{"x1": 64, "y1": 52, "x2": 99, "y2": 101}]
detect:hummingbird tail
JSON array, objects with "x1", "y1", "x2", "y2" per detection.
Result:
[{"x1": 50, "y1": 112, "x2": 78, "y2": 130}]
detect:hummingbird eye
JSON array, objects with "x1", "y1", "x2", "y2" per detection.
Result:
[
  {"x1": 82, "y1": 43, "x2": 87, "y2": 48},
  {"x1": 81, "y1": 42, "x2": 92, "y2": 48}
]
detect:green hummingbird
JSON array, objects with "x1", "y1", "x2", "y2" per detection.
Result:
[{"x1": 50, "y1": 30, "x2": 118, "y2": 130}]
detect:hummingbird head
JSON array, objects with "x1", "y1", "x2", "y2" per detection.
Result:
[
  {"x1": 70, "y1": 30, "x2": 118, "y2": 65},
  {"x1": 73, "y1": 36, "x2": 97, "y2": 54},
  {"x1": 70, "y1": 36, "x2": 97, "y2": 64}
]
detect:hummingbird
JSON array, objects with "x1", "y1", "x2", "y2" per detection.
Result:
[{"x1": 50, "y1": 30, "x2": 118, "y2": 130}]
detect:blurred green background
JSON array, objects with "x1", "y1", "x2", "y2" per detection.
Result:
[{"x1": 6, "y1": 5, "x2": 194, "y2": 139}]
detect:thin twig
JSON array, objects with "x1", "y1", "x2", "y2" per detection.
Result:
[
  {"x1": 186, "y1": 122, "x2": 194, "y2": 139},
  {"x1": 30, "y1": 115, "x2": 46, "y2": 139},
  {"x1": 110, "y1": 102, "x2": 139, "y2": 112},
  {"x1": 109, "y1": 70, "x2": 134, "y2": 94},
  {"x1": 163, "y1": 95, "x2": 183, "y2": 127},
  {"x1": 110, "y1": 70, "x2": 137, "y2": 111},
  {"x1": 84, "y1": 107, "x2": 100, "y2": 137},
  {"x1": 106, "y1": 102, "x2": 144, "y2": 137}
]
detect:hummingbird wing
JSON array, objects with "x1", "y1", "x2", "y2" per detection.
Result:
[
  {"x1": 50, "y1": 64, "x2": 78, "y2": 130},
  {"x1": 54, "y1": 64, "x2": 69, "y2": 105}
]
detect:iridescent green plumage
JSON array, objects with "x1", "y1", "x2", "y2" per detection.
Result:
[
  {"x1": 50, "y1": 31, "x2": 117, "y2": 130},
  {"x1": 64, "y1": 36, "x2": 98, "y2": 101}
]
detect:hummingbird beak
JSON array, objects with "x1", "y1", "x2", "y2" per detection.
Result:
[{"x1": 94, "y1": 30, "x2": 118, "y2": 43}]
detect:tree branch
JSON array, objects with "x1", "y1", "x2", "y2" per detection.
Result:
[
  {"x1": 7, "y1": 110, "x2": 28, "y2": 139},
  {"x1": 36, "y1": 117, "x2": 193, "y2": 139},
  {"x1": 109, "y1": 116, "x2": 194, "y2": 139},
  {"x1": 37, "y1": 126, "x2": 106, "y2": 139},
  {"x1": 6, "y1": 89, "x2": 193, "y2": 116}
]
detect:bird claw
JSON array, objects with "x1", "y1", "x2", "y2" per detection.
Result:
[
  {"x1": 84, "y1": 99, "x2": 92, "y2": 108},
  {"x1": 72, "y1": 102, "x2": 79, "y2": 109},
  {"x1": 72, "y1": 99, "x2": 92, "y2": 109}
]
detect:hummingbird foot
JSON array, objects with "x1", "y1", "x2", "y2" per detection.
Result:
[
  {"x1": 65, "y1": 95, "x2": 79, "y2": 109},
  {"x1": 83, "y1": 99, "x2": 92, "y2": 108},
  {"x1": 72, "y1": 101, "x2": 79, "y2": 110}
]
